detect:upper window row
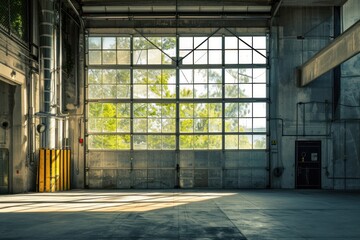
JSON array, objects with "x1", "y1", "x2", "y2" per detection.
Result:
[{"x1": 88, "y1": 36, "x2": 267, "y2": 66}]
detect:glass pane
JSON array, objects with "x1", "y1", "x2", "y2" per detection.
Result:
[
  {"x1": 209, "y1": 84, "x2": 222, "y2": 98},
  {"x1": 148, "y1": 84, "x2": 162, "y2": 98},
  {"x1": 225, "y1": 69, "x2": 238, "y2": 83},
  {"x1": 179, "y1": 37, "x2": 193, "y2": 49},
  {"x1": 194, "y1": 103, "x2": 208, "y2": 117},
  {"x1": 253, "y1": 118, "x2": 266, "y2": 132},
  {"x1": 116, "y1": 70, "x2": 130, "y2": 84},
  {"x1": 88, "y1": 85, "x2": 103, "y2": 99},
  {"x1": 162, "y1": 69, "x2": 176, "y2": 84},
  {"x1": 148, "y1": 119, "x2": 162, "y2": 132},
  {"x1": 194, "y1": 69, "x2": 207, "y2": 83},
  {"x1": 239, "y1": 69, "x2": 252, "y2": 83},
  {"x1": 194, "y1": 84, "x2": 207, "y2": 98},
  {"x1": 89, "y1": 37, "x2": 101, "y2": 49},
  {"x1": 103, "y1": 85, "x2": 117, "y2": 98},
  {"x1": 239, "y1": 118, "x2": 252, "y2": 132},
  {"x1": 239, "y1": 135, "x2": 252, "y2": 149},
  {"x1": 89, "y1": 103, "x2": 103, "y2": 117},
  {"x1": 134, "y1": 135, "x2": 147, "y2": 150},
  {"x1": 102, "y1": 51, "x2": 116, "y2": 64},
  {"x1": 148, "y1": 103, "x2": 162, "y2": 117},
  {"x1": 148, "y1": 70, "x2": 161, "y2": 83},
  {"x1": 117, "y1": 103, "x2": 130, "y2": 117},
  {"x1": 133, "y1": 49, "x2": 147, "y2": 64},
  {"x1": 253, "y1": 103, "x2": 266, "y2": 117},
  {"x1": 225, "y1": 84, "x2": 238, "y2": 98},
  {"x1": 225, "y1": 135, "x2": 238, "y2": 149},
  {"x1": 194, "y1": 50, "x2": 207, "y2": 64},
  {"x1": 162, "y1": 85, "x2": 176, "y2": 98},
  {"x1": 117, "y1": 37, "x2": 130, "y2": 49},
  {"x1": 253, "y1": 68, "x2": 266, "y2": 83},
  {"x1": 162, "y1": 135, "x2": 175, "y2": 149},
  {"x1": 88, "y1": 135, "x2": 103, "y2": 149},
  {"x1": 180, "y1": 51, "x2": 193, "y2": 64},
  {"x1": 208, "y1": 69, "x2": 221, "y2": 83},
  {"x1": 133, "y1": 103, "x2": 147, "y2": 117},
  {"x1": 194, "y1": 135, "x2": 208, "y2": 149},
  {"x1": 103, "y1": 69, "x2": 117, "y2": 84},
  {"x1": 148, "y1": 135, "x2": 162, "y2": 149},
  {"x1": 239, "y1": 84, "x2": 252, "y2": 98},
  {"x1": 162, "y1": 119, "x2": 176, "y2": 133},
  {"x1": 117, "y1": 119, "x2": 130, "y2": 133},
  {"x1": 133, "y1": 37, "x2": 151, "y2": 49},
  {"x1": 194, "y1": 37, "x2": 207, "y2": 49},
  {"x1": 225, "y1": 50, "x2": 238, "y2": 64},
  {"x1": 238, "y1": 37, "x2": 252, "y2": 49},
  {"x1": 209, "y1": 37, "x2": 222, "y2": 49},
  {"x1": 88, "y1": 118, "x2": 103, "y2": 132},
  {"x1": 180, "y1": 85, "x2": 193, "y2": 98},
  {"x1": 133, "y1": 69, "x2": 148, "y2": 84},
  {"x1": 89, "y1": 51, "x2": 101, "y2": 65},
  {"x1": 225, "y1": 103, "x2": 238, "y2": 117},
  {"x1": 180, "y1": 135, "x2": 193, "y2": 149},
  {"x1": 116, "y1": 85, "x2": 130, "y2": 98},
  {"x1": 133, "y1": 119, "x2": 147, "y2": 133},
  {"x1": 239, "y1": 103, "x2": 252, "y2": 117},
  {"x1": 225, "y1": 118, "x2": 238, "y2": 132},
  {"x1": 209, "y1": 135, "x2": 222, "y2": 149},
  {"x1": 133, "y1": 85, "x2": 147, "y2": 98},
  {"x1": 148, "y1": 49, "x2": 162, "y2": 64},
  {"x1": 162, "y1": 103, "x2": 176, "y2": 118},
  {"x1": 253, "y1": 50, "x2": 267, "y2": 64},
  {"x1": 102, "y1": 135, "x2": 117, "y2": 149},
  {"x1": 88, "y1": 69, "x2": 102, "y2": 84},
  {"x1": 180, "y1": 69, "x2": 193, "y2": 84},
  {"x1": 180, "y1": 103, "x2": 194, "y2": 117},
  {"x1": 102, "y1": 37, "x2": 116, "y2": 49},
  {"x1": 253, "y1": 84, "x2": 266, "y2": 98},
  {"x1": 180, "y1": 119, "x2": 193, "y2": 132},
  {"x1": 253, "y1": 135, "x2": 266, "y2": 149},
  {"x1": 209, "y1": 103, "x2": 222, "y2": 117},
  {"x1": 117, "y1": 50, "x2": 130, "y2": 64},
  {"x1": 253, "y1": 36, "x2": 266, "y2": 49},
  {"x1": 225, "y1": 37, "x2": 237, "y2": 49},
  {"x1": 102, "y1": 103, "x2": 116, "y2": 117},
  {"x1": 194, "y1": 118, "x2": 208, "y2": 132},
  {"x1": 239, "y1": 50, "x2": 252, "y2": 64},
  {"x1": 209, "y1": 118, "x2": 222, "y2": 132},
  {"x1": 117, "y1": 135, "x2": 130, "y2": 149}
]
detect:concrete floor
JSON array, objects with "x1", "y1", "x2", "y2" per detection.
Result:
[{"x1": 0, "y1": 190, "x2": 360, "y2": 239}]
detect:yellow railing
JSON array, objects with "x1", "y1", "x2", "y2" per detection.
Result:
[{"x1": 37, "y1": 149, "x2": 71, "y2": 192}]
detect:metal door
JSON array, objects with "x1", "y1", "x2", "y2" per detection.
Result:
[{"x1": 295, "y1": 141, "x2": 321, "y2": 189}]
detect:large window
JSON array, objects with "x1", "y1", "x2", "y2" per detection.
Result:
[{"x1": 87, "y1": 34, "x2": 268, "y2": 150}]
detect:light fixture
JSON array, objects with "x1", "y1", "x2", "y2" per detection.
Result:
[{"x1": 10, "y1": 70, "x2": 16, "y2": 79}]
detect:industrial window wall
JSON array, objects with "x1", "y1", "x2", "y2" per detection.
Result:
[{"x1": 85, "y1": 33, "x2": 269, "y2": 188}]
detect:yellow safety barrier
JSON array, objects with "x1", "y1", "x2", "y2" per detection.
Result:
[{"x1": 37, "y1": 149, "x2": 71, "y2": 192}]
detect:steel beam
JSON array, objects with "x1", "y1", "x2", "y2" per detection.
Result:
[{"x1": 299, "y1": 19, "x2": 360, "y2": 87}]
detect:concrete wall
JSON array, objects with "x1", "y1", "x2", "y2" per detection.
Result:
[{"x1": 270, "y1": 7, "x2": 335, "y2": 188}]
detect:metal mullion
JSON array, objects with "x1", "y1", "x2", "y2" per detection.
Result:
[
  {"x1": 175, "y1": 34, "x2": 180, "y2": 151},
  {"x1": 222, "y1": 34, "x2": 225, "y2": 151},
  {"x1": 130, "y1": 35, "x2": 134, "y2": 151}
]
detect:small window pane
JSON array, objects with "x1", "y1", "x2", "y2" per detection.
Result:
[
  {"x1": 103, "y1": 70, "x2": 117, "y2": 84},
  {"x1": 102, "y1": 119, "x2": 116, "y2": 132},
  {"x1": 148, "y1": 135, "x2": 162, "y2": 149},
  {"x1": 162, "y1": 119, "x2": 176, "y2": 133},
  {"x1": 133, "y1": 85, "x2": 147, "y2": 98},
  {"x1": 225, "y1": 84, "x2": 238, "y2": 98},
  {"x1": 253, "y1": 68, "x2": 266, "y2": 83},
  {"x1": 209, "y1": 84, "x2": 222, "y2": 98},
  {"x1": 194, "y1": 50, "x2": 207, "y2": 64},
  {"x1": 194, "y1": 84, "x2": 207, "y2": 98},
  {"x1": 102, "y1": 37, "x2": 116, "y2": 49},
  {"x1": 225, "y1": 69, "x2": 238, "y2": 83},
  {"x1": 180, "y1": 119, "x2": 193, "y2": 132},
  {"x1": 194, "y1": 135, "x2": 208, "y2": 149},
  {"x1": 253, "y1": 84, "x2": 266, "y2": 98},
  {"x1": 209, "y1": 118, "x2": 222, "y2": 132},
  {"x1": 253, "y1": 135, "x2": 266, "y2": 149},
  {"x1": 133, "y1": 103, "x2": 147, "y2": 117},
  {"x1": 239, "y1": 135, "x2": 252, "y2": 149},
  {"x1": 239, "y1": 50, "x2": 252, "y2": 64},
  {"x1": 225, "y1": 103, "x2": 238, "y2": 117},
  {"x1": 209, "y1": 69, "x2": 222, "y2": 83},
  {"x1": 116, "y1": 85, "x2": 130, "y2": 98},
  {"x1": 238, "y1": 37, "x2": 252, "y2": 49},
  {"x1": 225, "y1": 37, "x2": 237, "y2": 49},
  {"x1": 89, "y1": 103, "x2": 103, "y2": 117},
  {"x1": 194, "y1": 103, "x2": 208, "y2": 117},
  {"x1": 225, "y1": 50, "x2": 238, "y2": 64},
  {"x1": 239, "y1": 84, "x2": 252, "y2": 98},
  {"x1": 103, "y1": 51, "x2": 116, "y2": 64},
  {"x1": 209, "y1": 103, "x2": 222, "y2": 117},
  {"x1": 179, "y1": 37, "x2": 193, "y2": 49},
  {"x1": 194, "y1": 37, "x2": 207, "y2": 49},
  {"x1": 162, "y1": 135, "x2": 176, "y2": 149},
  {"x1": 134, "y1": 119, "x2": 147, "y2": 133},
  {"x1": 89, "y1": 85, "x2": 103, "y2": 99},
  {"x1": 239, "y1": 69, "x2": 252, "y2": 83},
  {"x1": 253, "y1": 118, "x2": 266, "y2": 132},
  {"x1": 180, "y1": 51, "x2": 193, "y2": 64},
  {"x1": 88, "y1": 135, "x2": 103, "y2": 149},
  {"x1": 134, "y1": 135, "x2": 147, "y2": 150},
  {"x1": 117, "y1": 119, "x2": 130, "y2": 133},
  {"x1": 88, "y1": 118, "x2": 103, "y2": 132},
  {"x1": 180, "y1": 135, "x2": 193, "y2": 149},
  {"x1": 253, "y1": 103, "x2": 266, "y2": 117},
  {"x1": 194, "y1": 118, "x2": 208, "y2": 132},
  {"x1": 162, "y1": 85, "x2": 176, "y2": 98},
  {"x1": 253, "y1": 50, "x2": 267, "y2": 64},
  {"x1": 88, "y1": 69, "x2": 102, "y2": 84},
  {"x1": 103, "y1": 85, "x2": 117, "y2": 98},
  {"x1": 209, "y1": 37, "x2": 222, "y2": 49},
  {"x1": 180, "y1": 104, "x2": 194, "y2": 117},
  {"x1": 162, "y1": 103, "x2": 176, "y2": 118},
  {"x1": 117, "y1": 51, "x2": 130, "y2": 64},
  {"x1": 253, "y1": 36, "x2": 266, "y2": 49},
  {"x1": 117, "y1": 37, "x2": 130, "y2": 49},
  {"x1": 117, "y1": 135, "x2": 130, "y2": 149},
  {"x1": 194, "y1": 69, "x2": 207, "y2": 83},
  {"x1": 239, "y1": 118, "x2": 252, "y2": 132},
  {"x1": 89, "y1": 51, "x2": 101, "y2": 65},
  {"x1": 209, "y1": 135, "x2": 222, "y2": 149},
  {"x1": 148, "y1": 119, "x2": 162, "y2": 132},
  {"x1": 180, "y1": 69, "x2": 193, "y2": 84},
  {"x1": 225, "y1": 135, "x2": 238, "y2": 149},
  {"x1": 89, "y1": 37, "x2": 101, "y2": 49},
  {"x1": 133, "y1": 50, "x2": 147, "y2": 64},
  {"x1": 103, "y1": 135, "x2": 117, "y2": 149},
  {"x1": 117, "y1": 103, "x2": 130, "y2": 117},
  {"x1": 239, "y1": 103, "x2": 252, "y2": 117},
  {"x1": 225, "y1": 118, "x2": 238, "y2": 132},
  {"x1": 133, "y1": 69, "x2": 148, "y2": 84},
  {"x1": 148, "y1": 85, "x2": 162, "y2": 98},
  {"x1": 180, "y1": 85, "x2": 193, "y2": 98},
  {"x1": 148, "y1": 49, "x2": 162, "y2": 64}
]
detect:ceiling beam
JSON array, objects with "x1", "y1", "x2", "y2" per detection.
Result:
[{"x1": 298, "y1": 19, "x2": 360, "y2": 87}]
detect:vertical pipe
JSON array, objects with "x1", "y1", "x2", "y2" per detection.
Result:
[{"x1": 39, "y1": 0, "x2": 56, "y2": 148}]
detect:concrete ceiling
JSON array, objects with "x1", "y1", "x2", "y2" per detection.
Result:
[{"x1": 78, "y1": 0, "x2": 348, "y2": 30}]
